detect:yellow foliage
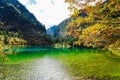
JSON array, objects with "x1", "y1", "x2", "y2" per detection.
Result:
[
  {"x1": 110, "y1": 50, "x2": 120, "y2": 56},
  {"x1": 71, "y1": 8, "x2": 80, "y2": 17},
  {"x1": 0, "y1": 44, "x2": 7, "y2": 64},
  {"x1": 0, "y1": 35, "x2": 5, "y2": 44},
  {"x1": 108, "y1": 39, "x2": 120, "y2": 49},
  {"x1": 74, "y1": 40, "x2": 81, "y2": 46},
  {"x1": 65, "y1": 0, "x2": 120, "y2": 49},
  {"x1": 81, "y1": 24, "x2": 120, "y2": 48},
  {"x1": 9, "y1": 37, "x2": 26, "y2": 45}
]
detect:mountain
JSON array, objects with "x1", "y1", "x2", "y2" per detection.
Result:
[
  {"x1": 0, "y1": 0, "x2": 47, "y2": 45},
  {"x1": 47, "y1": 18, "x2": 72, "y2": 38},
  {"x1": 47, "y1": 25, "x2": 58, "y2": 37}
]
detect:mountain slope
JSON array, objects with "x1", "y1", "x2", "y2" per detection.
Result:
[
  {"x1": 0, "y1": 0, "x2": 47, "y2": 45},
  {"x1": 47, "y1": 18, "x2": 72, "y2": 38},
  {"x1": 47, "y1": 25, "x2": 58, "y2": 37}
]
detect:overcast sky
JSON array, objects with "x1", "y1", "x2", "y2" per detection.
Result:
[{"x1": 18, "y1": 0, "x2": 70, "y2": 29}]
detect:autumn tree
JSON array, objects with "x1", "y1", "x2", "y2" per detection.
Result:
[
  {"x1": 64, "y1": 0, "x2": 120, "y2": 48},
  {"x1": 80, "y1": 24, "x2": 120, "y2": 48}
]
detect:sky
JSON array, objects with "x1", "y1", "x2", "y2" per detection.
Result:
[{"x1": 18, "y1": 0, "x2": 70, "y2": 29}]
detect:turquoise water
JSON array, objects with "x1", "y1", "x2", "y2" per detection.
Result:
[{"x1": 1, "y1": 46, "x2": 120, "y2": 80}]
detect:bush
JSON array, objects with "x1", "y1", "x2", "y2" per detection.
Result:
[{"x1": 9, "y1": 37, "x2": 26, "y2": 45}]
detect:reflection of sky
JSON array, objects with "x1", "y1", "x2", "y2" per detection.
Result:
[{"x1": 18, "y1": 0, "x2": 70, "y2": 29}]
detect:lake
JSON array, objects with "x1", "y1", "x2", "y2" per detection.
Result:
[{"x1": 1, "y1": 46, "x2": 120, "y2": 80}]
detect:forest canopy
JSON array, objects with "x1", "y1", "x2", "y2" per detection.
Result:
[{"x1": 64, "y1": 0, "x2": 120, "y2": 49}]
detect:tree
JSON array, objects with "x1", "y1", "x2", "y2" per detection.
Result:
[
  {"x1": 64, "y1": 0, "x2": 120, "y2": 49},
  {"x1": 81, "y1": 24, "x2": 120, "y2": 48}
]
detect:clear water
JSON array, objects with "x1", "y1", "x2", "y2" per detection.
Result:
[{"x1": 1, "y1": 46, "x2": 120, "y2": 80}]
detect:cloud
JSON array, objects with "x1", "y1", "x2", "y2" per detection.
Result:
[
  {"x1": 39, "y1": 10, "x2": 44, "y2": 13},
  {"x1": 27, "y1": 0, "x2": 37, "y2": 5},
  {"x1": 51, "y1": 1, "x2": 55, "y2": 5},
  {"x1": 18, "y1": 0, "x2": 70, "y2": 29}
]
